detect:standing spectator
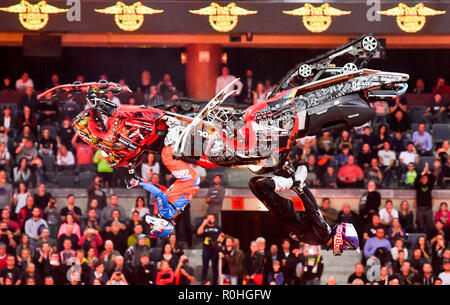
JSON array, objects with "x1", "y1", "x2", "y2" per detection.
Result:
[
  {"x1": 279, "y1": 239, "x2": 296, "y2": 285},
  {"x1": 379, "y1": 200, "x2": 399, "y2": 227},
  {"x1": 252, "y1": 82, "x2": 266, "y2": 105},
  {"x1": 15, "y1": 73, "x2": 34, "y2": 91},
  {"x1": 44, "y1": 197, "x2": 59, "y2": 239},
  {"x1": 17, "y1": 195, "x2": 41, "y2": 229},
  {"x1": 205, "y1": 175, "x2": 225, "y2": 226},
  {"x1": 320, "y1": 198, "x2": 338, "y2": 227},
  {"x1": 59, "y1": 239, "x2": 76, "y2": 265},
  {"x1": 87, "y1": 176, "x2": 107, "y2": 209},
  {"x1": 412, "y1": 123, "x2": 433, "y2": 156},
  {"x1": 134, "y1": 253, "x2": 156, "y2": 285},
  {"x1": 57, "y1": 117, "x2": 75, "y2": 152},
  {"x1": 215, "y1": 66, "x2": 243, "y2": 105},
  {"x1": 13, "y1": 158, "x2": 31, "y2": 186},
  {"x1": 434, "y1": 202, "x2": 450, "y2": 228},
  {"x1": 414, "y1": 163, "x2": 436, "y2": 232},
  {"x1": 146, "y1": 85, "x2": 163, "y2": 106},
  {"x1": 239, "y1": 69, "x2": 256, "y2": 106},
  {"x1": 214, "y1": 233, "x2": 239, "y2": 285},
  {"x1": 33, "y1": 183, "x2": 51, "y2": 211},
  {"x1": 300, "y1": 244, "x2": 323, "y2": 285},
  {"x1": 94, "y1": 150, "x2": 114, "y2": 188},
  {"x1": 347, "y1": 262, "x2": 368, "y2": 285},
  {"x1": 336, "y1": 155, "x2": 364, "y2": 188},
  {"x1": 157, "y1": 73, "x2": 177, "y2": 101},
  {"x1": 71, "y1": 134, "x2": 94, "y2": 169},
  {"x1": 267, "y1": 260, "x2": 284, "y2": 285},
  {"x1": 398, "y1": 200, "x2": 415, "y2": 233},
  {"x1": 245, "y1": 241, "x2": 264, "y2": 285},
  {"x1": 60, "y1": 194, "x2": 82, "y2": 223},
  {"x1": 197, "y1": 214, "x2": 221, "y2": 285}
]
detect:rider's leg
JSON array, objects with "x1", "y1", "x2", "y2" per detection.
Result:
[{"x1": 140, "y1": 182, "x2": 176, "y2": 221}]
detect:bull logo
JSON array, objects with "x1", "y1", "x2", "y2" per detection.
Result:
[
  {"x1": 378, "y1": 3, "x2": 446, "y2": 33},
  {"x1": 189, "y1": 2, "x2": 257, "y2": 32},
  {"x1": 283, "y1": 3, "x2": 351, "y2": 33},
  {"x1": 95, "y1": 1, "x2": 163, "y2": 32},
  {"x1": 0, "y1": 0, "x2": 67, "y2": 31}
]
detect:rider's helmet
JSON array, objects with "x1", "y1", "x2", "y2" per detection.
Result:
[{"x1": 332, "y1": 223, "x2": 359, "y2": 256}]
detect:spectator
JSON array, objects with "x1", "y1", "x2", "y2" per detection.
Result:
[
  {"x1": 398, "y1": 200, "x2": 415, "y2": 233},
  {"x1": 412, "y1": 123, "x2": 433, "y2": 156},
  {"x1": 373, "y1": 124, "x2": 391, "y2": 154},
  {"x1": 71, "y1": 134, "x2": 94, "y2": 169},
  {"x1": 239, "y1": 69, "x2": 256, "y2": 106},
  {"x1": 33, "y1": 183, "x2": 51, "y2": 211},
  {"x1": 424, "y1": 93, "x2": 448, "y2": 124},
  {"x1": 107, "y1": 269, "x2": 128, "y2": 285},
  {"x1": 322, "y1": 166, "x2": 337, "y2": 188},
  {"x1": 399, "y1": 142, "x2": 420, "y2": 167},
  {"x1": 377, "y1": 141, "x2": 396, "y2": 187},
  {"x1": 205, "y1": 175, "x2": 225, "y2": 226},
  {"x1": 320, "y1": 198, "x2": 338, "y2": 227},
  {"x1": 214, "y1": 233, "x2": 239, "y2": 285},
  {"x1": 94, "y1": 150, "x2": 114, "y2": 188},
  {"x1": 90, "y1": 261, "x2": 108, "y2": 285},
  {"x1": 197, "y1": 214, "x2": 221, "y2": 285},
  {"x1": 161, "y1": 243, "x2": 179, "y2": 271},
  {"x1": 363, "y1": 227, "x2": 391, "y2": 258},
  {"x1": 156, "y1": 259, "x2": 174, "y2": 285},
  {"x1": 13, "y1": 182, "x2": 30, "y2": 217},
  {"x1": 232, "y1": 238, "x2": 246, "y2": 285},
  {"x1": 387, "y1": 218, "x2": 406, "y2": 244},
  {"x1": 13, "y1": 158, "x2": 31, "y2": 186},
  {"x1": 17, "y1": 195, "x2": 41, "y2": 229},
  {"x1": 379, "y1": 200, "x2": 399, "y2": 227},
  {"x1": 102, "y1": 220, "x2": 127, "y2": 254},
  {"x1": 59, "y1": 238, "x2": 76, "y2": 265},
  {"x1": 99, "y1": 240, "x2": 120, "y2": 274},
  {"x1": 245, "y1": 241, "x2": 264, "y2": 285},
  {"x1": 410, "y1": 248, "x2": 426, "y2": 275},
  {"x1": 0, "y1": 141, "x2": 10, "y2": 172},
  {"x1": 252, "y1": 82, "x2": 266, "y2": 104},
  {"x1": 157, "y1": 73, "x2": 177, "y2": 101},
  {"x1": 44, "y1": 197, "x2": 59, "y2": 238},
  {"x1": 305, "y1": 155, "x2": 321, "y2": 187},
  {"x1": 141, "y1": 153, "x2": 160, "y2": 181},
  {"x1": 414, "y1": 163, "x2": 435, "y2": 232},
  {"x1": 124, "y1": 234, "x2": 151, "y2": 268},
  {"x1": 327, "y1": 276, "x2": 337, "y2": 285},
  {"x1": 427, "y1": 220, "x2": 449, "y2": 244},
  {"x1": 347, "y1": 262, "x2": 368, "y2": 285},
  {"x1": 16, "y1": 73, "x2": 34, "y2": 91},
  {"x1": 215, "y1": 66, "x2": 243, "y2": 105},
  {"x1": 317, "y1": 131, "x2": 335, "y2": 155},
  {"x1": 57, "y1": 117, "x2": 75, "y2": 152},
  {"x1": 35, "y1": 227, "x2": 56, "y2": 250},
  {"x1": 336, "y1": 146, "x2": 350, "y2": 166},
  {"x1": 56, "y1": 223, "x2": 79, "y2": 252},
  {"x1": 56, "y1": 145, "x2": 75, "y2": 172},
  {"x1": 364, "y1": 158, "x2": 383, "y2": 187},
  {"x1": 134, "y1": 252, "x2": 156, "y2": 285},
  {"x1": 337, "y1": 155, "x2": 364, "y2": 188},
  {"x1": 17, "y1": 105, "x2": 37, "y2": 130},
  {"x1": 391, "y1": 131, "x2": 406, "y2": 155},
  {"x1": 87, "y1": 176, "x2": 107, "y2": 209},
  {"x1": 0, "y1": 106, "x2": 16, "y2": 134},
  {"x1": 100, "y1": 195, "x2": 127, "y2": 227},
  {"x1": 130, "y1": 196, "x2": 149, "y2": 220},
  {"x1": 415, "y1": 236, "x2": 431, "y2": 261},
  {"x1": 0, "y1": 170, "x2": 12, "y2": 211},
  {"x1": 391, "y1": 238, "x2": 408, "y2": 260},
  {"x1": 38, "y1": 128, "x2": 56, "y2": 158},
  {"x1": 396, "y1": 260, "x2": 415, "y2": 285},
  {"x1": 363, "y1": 214, "x2": 383, "y2": 241},
  {"x1": 57, "y1": 214, "x2": 82, "y2": 241},
  {"x1": 300, "y1": 244, "x2": 323, "y2": 285},
  {"x1": 389, "y1": 109, "x2": 410, "y2": 134},
  {"x1": 361, "y1": 126, "x2": 376, "y2": 148},
  {"x1": 146, "y1": 85, "x2": 163, "y2": 106},
  {"x1": 127, "y1": 224, "x2": 149, "y2": 248},
  {"x1": 434, "y1": 202, "x2": 450, "y2": 228},
  {"x1": 60, "y1": 194, "x2": 82, "y2": 223},
  {"x1": 430, "y1": 234, "x2": 447, "y2": 273},
  {"x1": 24, "y1": 207, "x2": 48, "y2": 245},
  {"x1": 357, "y1": 142, "x2": 374, "y2": 169},
  {"x1": 267, "y1": 260, "x2": 284, "y2": 285},
  {"x1": 403, "y1": 162, "x2": 418, "y2": 188},
  {"x1": 78, "y1": 228, "x2": 103, "y2": 258},
  {"x1": 81, "y1": 207, "x2": 101, "y2": 233},
  {"x1": 0, "y1": 255, "x2": 21, "y2": 285},
  {"x1": 337, "y1": 130, "x2": 353, "y2": 154},
  {"x1": 413, "y1": 262, "x2": 436, "y2": 285},
  {"x1": 438, "y1": 259, "x2": 450, "y2": 285},
  {"x1": 137, "y1": 70, "x2": 152, "y2": 94},
  {"x1": 338, "y1": 203, "x2": 360, "y2": 233},
  {"x1": 174, "y1": 254, "x2": 195, "y2": 285}
]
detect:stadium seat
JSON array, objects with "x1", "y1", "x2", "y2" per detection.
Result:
[
  {"x1": 409, "y1": 106, "x2": 426, "y2": 123},
  {"x1": 56, "y1": 174, "x2": 75, "y2": 188},
  {"x1": 433, "y1": 123, "x2": 449, "y2": 145},
  {"x1": 78, "y1": 171, "x2": 97, "y2": 188},
  {"x1": 77, "y1": 164, "x2": 97, "y2": 173},
  {"x1": 41, "y1": 155, "x2": 55, "y2": 173},
  {"x1": 405, "y1": 233, "x2": 426, "y2": 252}
]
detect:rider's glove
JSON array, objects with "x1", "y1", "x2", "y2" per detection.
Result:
[{"x1": 129, "y1": 178, "x2": 140, "y2": 188}]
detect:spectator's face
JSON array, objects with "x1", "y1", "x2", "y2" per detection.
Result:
[
  {"x1": 111, "y1": 210, "x2": 120, "y2": 220},
  {"x1": 402, "y1": 262, "x2": 410, "y2": 273},
  {"x1": 444, "y1": 262, "x2": 450, "y2": 272},
  {"x1": 423, "y1": 264, "x2": 432, "y2": 274},
  {"x1": 371, "y1": 158, "x2": 378, "y2": 168},
  {"x1": 418, "y1": 124, "x2": 425, "y2": 133},
  {"x1": 206, "y1": 215, "x2": 215, "y2": 224},
  {"x1": 163, "y1": 74, "x2": 171, "y2": 82},
  {"x1": 362, "y1": 143, "x2": 370, "y2": 153},
  {"x1": 160, "y1": 261, "x2": 169, "y2": 271},
  {"x1": 257, "y1": 240, "x2": 265, "y2": 251},
  {"x1": 250, "y1": 243, "x2": 257, "y2": 252},
  {"x1": 355, "y1": 264, "x2": 363, "y2": 275},
  {"x1": 384, "y1": 142, "x2": 390, "y2": 151},
  {"x1": 44, "y1": 277, "x2": 54, "y2": 285},
  {"x1": 327, "y1": 277, "x2": 336, "y2": 285},
  {"x1": 326, "y1": 167, "x2": 334, "y2": 175},
  {"x1": 375, "y1": 228, "x2": 385, "y2": 239},
  {"x1": 32, "y1": 208, "x2": 40, "y2": 218},
  {"x1": 105, "y1": 241, "x2": 113, "y2": 251},
  {"x1": 246, "y1": 70, "x2": 253, "y2": 78},
  {"x1": 66, "y1": 224, "x2": 74, "y2": 234},
  {"x1": 395, "y1": 239, "x2": 403, "y2": 249},
  {"x1": 221, "y1": 67, "x2": 229, "y2": 76},
  {"x1": 407, "y1": 144, "x2": 414, "y2": 152},
  {"x1": 385, "y1": 202, "x2": 393, "y2": 212},
  {"x1": 3, "y1": 78, "x2": 10, "y2": 87},
  {"x1": 151, "y1": 174, "x2": 159, "y2": 184},
  {"x1": 51, "y1": 74, "x2": 59, "y2": 83},
  {"x1": 138, "y1": 237, "x2": 147, "y2": 246},
  {"x1": 433, "y1": 160, "x2": 441, "y2": 169},
  {"x1": 132, "y1": 212, "x2": 139, "y2": 221},
  {"x1": 435, "y1": 221, "x2": 443, "y2": 230},
  {"x1": 437, "y1": 78, "x2": 445, "y2": 87},
  {"x1": 25, "y1": 87, "x2": 33, "y2": 96},
  {"x1": 26, "y1": 196, "x2": 34, "y2": 208},
  {"x1": 416, "y1": 79, "x2": 424, "y2": 88},
  {"x1": 213, "y1": 175, "x2": 221, "y2": 185},
  {"x1": 407, "y1": 163, "x2": 415, "y2": 171},
  {"x1": 115, "y1": 256, "x2": 124, "y2": 267},
  {"x1": 307, "y1": 155, "x2": 315, "y2": 166},
  {"x1": 63, "y1": 240, "x2": 72, "y2": 250},
  {"x1": 234, "y1": 239, "x2": 240, "y2": 249},
  {"x1": 372, "y1": 215, "x2": 380, "y2": 225},
  {"x1": 3, "y1": 108, "x2": 10, "y2": 117},
  {"x1": 67, "y1": 195, "x2": 75, "y2": 205},
  {"x1": 225, "y1": 238, "x2": 233, "y2": 248},
  {"x1": 150, "y1": 85, "x2": 157, "y2": 95},
  {"x1": 270, "y1": 244, "x2": 277, "y2": 254},
  {"x1": 6, "y1": 256, "x2": 14, "y2": 267},
  {"x1": 395, "y1": 110, "x2": 403, "y2": 121},
  {"x1": 342, "y1": 204, "x2": 351, "y2": 214},
  {"x1": 1, "y1": 209, "x2": 9, "y2": 220},
  {"x1": 0, "y1": 246, "x2": 5, "y2": 255},
  {"x1": 421, "y1": 175, "x2": 428, "y2": 185},
  {"x1": 88, "y1": 209, "x2": 96, "y2": 219},
  {"x1": 90, "y1": 200, "x2": 98, "y2": 210},
  {"x1": 22, "y1": 73, "x2": 29, "y2": 82},
  {"x1": 434, "y1": 94, "x2": 442, "y2": 103},
  {"x1": 134, "y1": 225, "x2": 143, "y2": 235},
  {"x1": 380, "y1": 266, "x2": 387, "y2": 276},
  {"x1": 273, "y1": 263, "x2": 280, "y2": 272},
  {"x1": 111, "y1": 222, "x2": 120, "y2": 233},
  {"x1": 413, "y1": 249, "x2": 422, "y2": 259},
  {"x1": 347, "y1": 156, "x2": 355, "y2": 165},
  {"x1": 400, "y1": 201, "x2": 409, "y2": 211},
  {"x1": 95, "y1": 264, "x2": 104, "y2": 274},
  {"x1": 140, "y1": 255, "x2": 149, "y2": 266},
  {"x1": 364, "y1": 127, "x2": 371, "y2": 136},
  {"x1": 322, "y1": 199, "x2": 330, "y2": 210},
  {"x1": 42, "y1": 129, "x2": 50, "y2": 139},
  {"x1": 110, "y1": 196, "x2": 118, "y2": 206}
]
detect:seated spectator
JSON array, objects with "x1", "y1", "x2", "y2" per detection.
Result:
[
  {"x1": 336, "y1": 130, "x2": 353, "y2": 154},
  {"x1": 357, "y1": 143, "x2": 374, "y2": 169},
  {"x1": 57, "y1": 223, "x2": 79, "y2": 252},
  {"x1": 131, "y1": 196, "x2": 150, "y2": 219},
  {"x1": 78, "y1": 228, "x2": 103, "y2": 258},
  {"x1": 17, "y1": 105, "x2": 37, "y2": 131},
  {"x1": 161, "y1": 243, "x2": 179, "y2": 271},
  {"x1": 399, "y1": 142, "x2": 419, "y2": 167},
  {"x1": 156, "y1": 259, "x2": 174, "y2": 285},
  {"x1": 412, "y1": 123, "x2": 433, "y2": 156},
  {"x1": 60, "y1": 194, "x2": 82, "y2": 223},
  {"x1": 361, "y1": 126, "x2": 376, "y2": 148},
  {"x1": 373, "y1": 124, "x2": 391, "y2": 154},
  {"x1": 424, "y1": 93, "x2": 448, "y2": 124},
  {"x1": 0, "y1": 106, "x2": 17, "y2": 134},
  {"x1": 392, "y1": 249, "x2": 407, "y2": 274},
  {"x1": 38, "y1": 128, "x2": 56, "y2": 157},
  {"x1": 33, "y1": 183, "x2": 51, "y2": 210},
  {"x1": 435, "y1": 140, "x2": 449, "y2": 164},
  {"x1": 413, "y1": 262, "x2": 436, "y2": 285},
  {"x1": 174, "y1": 254, "x2": 195, "y2": 285},
  {"x1": 59, "y1": 238, "x2": 76, "y2": 265},
  {"x1": 389, "y1": 109, "x2": 410, "y2": 134},
  {"x1": 61, "y1": 98, "x2": 81, "y2": 120},
  {"x1": 434, "y1": 202, "x2": 450, "y2": 229},
  {"x1": 44, "y1": 197, "x2": 59, "y2": 238},
  {"x1": 1, "y1": 208, "x2": 20, "y2": 238},
  {"x1": 305, "y1": 155, "x2": 320, "y2": 187},
  {"x1": 410, "y1": 248, "x2": 427, "y2": 275},
  {"x1": 427, "y1": 220, "x2": 449, "y2": 244},
  {"x1": 71, "y1": 134, "x2": 95, "y2": 168},
  {"x1": 299, "y1": 138, "x2": 317, "y2": 161},
  {"x1": 387, "y1": 218, "x2": 406, "y2": 244},
  {"x1": 134, "y1": 252, "x2": 157, "y2": 285},
  {"x1": 337, "y1": 156, "x2": 364, "y2": 188},
  {"x1": 391, "y1": 131, "x2": 406, "y2": 155},
  {"x1": 17, "y1": 195, "x2": 41, "y2": 229},
  {"x1": 379, "y1": 200, "x2": 399, "y2": 227},
  {"x1": 320, "y1": 198, "x2": 338, "y2": 227},
  {"x1": 347, "y1": 262, "x2": 368, "y2": 285},
  {"x1": 101, "y1": 195, "x2": 127, "y2": 228},
  {"x1": 364, "y1": 158, "x2": 383, "y2": 187},
  {"x1": 338, "y1": 203, "x2": 360, "y2": 233},
  {"x1": 439, "y1": 259, "x2": 450, "y2": 285},
  {"x1": 432, "y1": 159, "x2": 444, "y2": 188},
  {"x1": 141, "y1": 152, "x2": 160, "y2": 181},
  {"x1": 90, "y1": 261, "x2": 108, "y2": 285},
  {"x1": 13, "y1": 158, "x2": 31, "y2": 186},
  {"x1": 127, "y1": 224, "x2": 150, "y2": 248},
  {"x1": 24, "y1": 206, "x2": 48, "y2": 247},
  {"x1": 377, "y1": 141, "x2": 396, "y2": 187},
  {"x1": 396, "y1": 260, "x2": 415, "y2": 285},
  {"x1": 15, "y1": 233, "x2": 34, "y2": 260},
  {"x1": 363, "y1": 213, "x2": 383, "y2": 241},
  {"x1": 13, "y1": 182, "x2": 31, "y2": 215},
  {"x1": 415, "y1": 235, "x2": 431, "y2": 261},
  {"x1": 363, "y1": 227, "x2": 391, "y2": 258},
  {"x1": 430, "y1": 234, "x2": 447, "y2": 274},
  {"x1": 99, "y1": 240, "x2": 120, "y2": 275},
  {"x1": 126, "y1": 210, "x2": 146, "y2": 237},
  {"x1": 35, "y1": 227, "x2": 57, "y2": 250},
  {"x1": 147, "y1": 85, "x2": 163, "y2": 106},
  {"x1": 191, "y1": 164, "x2": 207, "y2": 186},
  {"x1": 317, "y1": 131, "x2": 334, "y2": 155},
  {"x1": 0, "y1": 142, "x2": 11, "y2": 172},
  {"x1": 0, "y1": 255, "x2": 21, "y2": 285},
  {"x1": 107, "y1": 269, "x2": 128, "y2": 285},
  {"x1": 398, "y1": 200, "x2": 415, "y2": 233},
  {"x1": 21, "y1": 262, "x2": 40, "y2": 285},
  {"x1": 102, "y1": 220, "x2": 127, "y2": 255},
  {"x1": 57, "y1": 117, "x2": 75, "y2": 152},
  {"x1": 57, "y1": 217, "x2": 82, "y2": 247},
  {"x1": 322, "y1": 166, "x2": 337, "y2": 188},
  {"x1": 336, "y1": 146, "x2": 350, "y2": 166},
  {"x1": 56, "y1": 145, "x2": 75, "y2": 172},
  {"x1": 81, "y1": 207, "x2": 101, "y2": 233}
]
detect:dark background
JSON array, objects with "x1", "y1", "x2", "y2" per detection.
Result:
[{"x1": 1, "y1": 46, "x2": 449, "y2": 95}]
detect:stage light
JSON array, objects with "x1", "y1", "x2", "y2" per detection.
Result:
[
  {"x1": 221, "y1": 52, "x2": 228, "y2": 64},
  {"x1": 180, "y1": 52, "x2": 187, "y2": 64}
]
